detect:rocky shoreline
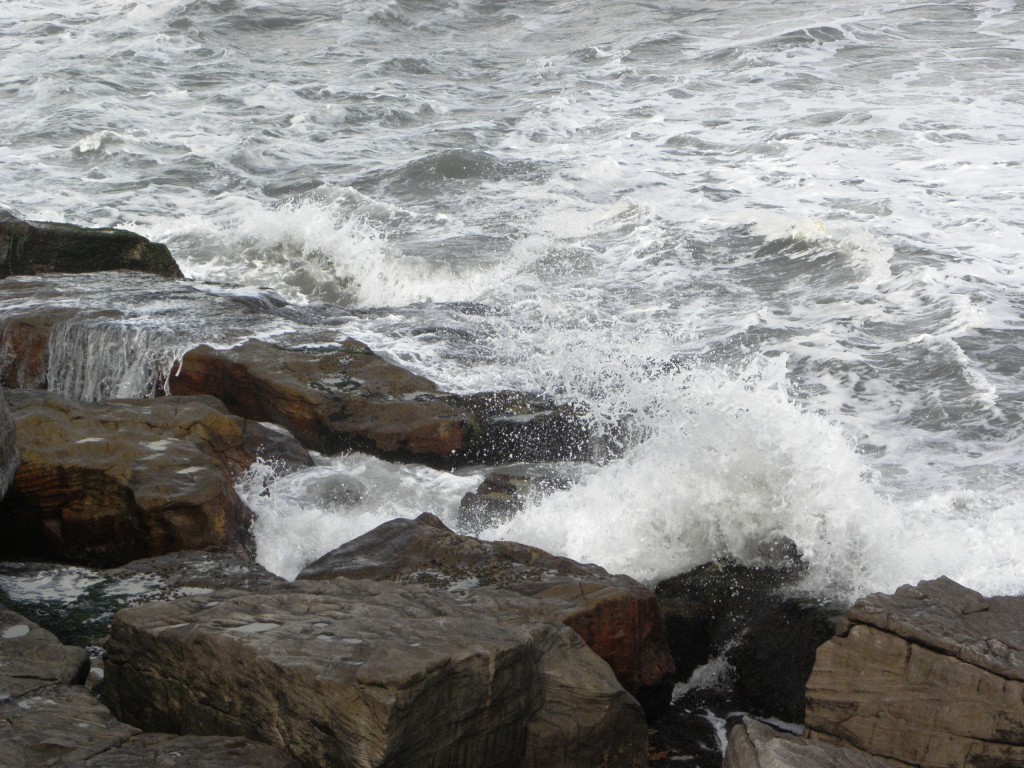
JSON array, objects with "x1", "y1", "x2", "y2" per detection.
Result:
[{"x1": 2, "y1": 217, "x2": 1024, "y2": 767}]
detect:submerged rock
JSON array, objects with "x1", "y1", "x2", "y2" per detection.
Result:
[
  {"x1": 723, "y1": 718, "x2": 891, "y2": 768},
  {"x1": 0, "y1": 382, "x2": 17, "y2": 501},
  {"x1": 169, "y1": 339, "x2": 592, "y2": 469},
  {"x1": 0, "y1": 215, "x2": 182, "y2": 278},
  {"x1": 804, "y1": 576, "x2": 1024, "y2": 767},
  {"x1": 298, "y1": 512, "x2": 675, "y2": 716},
  {"x1": 0, "y1": 390, "x2": 311, "y2": 566},
  {"x1": 103, "y1": 578, "x2": 648, "y2": 768}
]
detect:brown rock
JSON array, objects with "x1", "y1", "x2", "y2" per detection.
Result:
[
  {"x1": 0, "y1": 216, "x2": 182, "y2": 278},
  {"x1": 804, "y1": 577, "x2": 1024, "y2": 767},
  {"x1": 86, "y1": 734, "x2": 301, "y2": 768},
  {"x1": 0, "y1": 390, "x2": 312, "y2": 566},
  {"x1": 0, "y1": 382, "x2": 17, "y2": 500},
  {"x1": 169, "y1": 339, "x2": 593, "y2": 469},
  {"x1": 723, "y1": 718, "x2": 895, "y2": 768},
  {"x1": 298, "y1": 512, "x2": 675, "y2": 715},
  {"x1": 0, "y1": 607, "x2": 89, "y2": 699},
  {"x1": 102, "y1": 578, "x2": 648, "y2": 768}
]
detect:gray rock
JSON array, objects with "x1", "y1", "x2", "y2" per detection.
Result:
[
  {"x1": 0, "y1": 390, "x2": 311, "y2": 566},
  {"x1": 723, "y1": 718, "x2": 895, "y2": 768},
  {"x1": 0, "y1": 382, "x2": 17, "y2": 500},
  {"x1": 102, "y1": 577, "x2": 648, "y2": 768},
  {"x1": 85, "y1": 733, "x2": 301, "y2": 768},
  {"x1": 0, "y1": 607, "x2": 88, "y2": 700},
  {"x1": 0, "y1": 216, "x2": 182, "y2": 278},
  {"x1": 298, "y1": 513, "x2": 675, "y2": 716},
  {"x1": 805, "y1": 577, "x2": 1024, "y2": 768}
]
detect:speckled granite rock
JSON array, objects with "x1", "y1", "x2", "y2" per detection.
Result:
[
  {"x1": 298, "y1": 512, "x2": 675, "y2": 716},
  {"x1": 805, "y1": 576, "x2": 1024, "y2": 767},
  {"x1": 103, "y1": 577, "x2": 648, "y2": 768},
  {"x1": 723, "y1": 718, "x2": 894, "y2": 768}
]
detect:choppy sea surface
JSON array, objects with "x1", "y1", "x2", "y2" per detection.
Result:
[{"x1": 3, "y1": 0, "x2": 1024, "y2": 597}]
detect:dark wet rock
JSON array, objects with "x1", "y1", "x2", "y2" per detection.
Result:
[
  {"x1": 457, "y1": 469, "x2": 577, "y2": 536},
  {"x1": 86, "y1": 733, "x2": 301, "y2": 768},
  {"x1": 0, "y1": 390, "x2": 311, "y2": 566},
  {"x1": 298, "y1": 512, "x2": 675, "y2": 716},
  {"x1": 0, "y1": 550, "x2": 285, "y2": 648},
  {"x1": 0, "y1": 216, "x2": 182, "y2": 279},
  {"x1": 169, "y1": 338, "x2": 593, "y2": 469},
  {"x1": 103, "y1": 577, "x2": 648, "y2": 768},
  {"x1": 0, "y1": 382, "x2": 17, "y2": 501},
  {"x1": 723, "y1": 718, "x2": 892, "y2": 768},
  {"x1": 0, "y1": 298, "x2": 95, "y2": 390},
  {"x1": 805, "y1": 576, "x2": 1024, "y2": 768},
  {"x1": 648, "y1": 707, "x2": 725, "y2": 768},
  {"x1": 0, "y1": 606, "x2": 89, "y2": 699}
]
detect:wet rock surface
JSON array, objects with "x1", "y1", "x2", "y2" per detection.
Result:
[
  {"x1": 103, "y1": 577, "x2": 648, "y2": 768},
  {"x1": 0, "y1": 606, "x2": 89, "y2": 698},
  {"x1": 0, "y1": 215, "x2": 182, "y2": 279},
  {"x1": 723, "y1": 718, "x2": 893, "y2": 768},
  {"x1": 804, "y1": 576, "x2": 1024, "y2": 768},
  {"x1": 0, "y1": 390, "x2": 311, "y2": 566},
  {"x1": 456, "y1": 468, "x2": 578, "y2": 536},
  {"x1": 0, "y1": 382, "x2": 17, "y2": 501},
  {"x1": 298, "y1": 512, "x2": 675, "y2": 715}
]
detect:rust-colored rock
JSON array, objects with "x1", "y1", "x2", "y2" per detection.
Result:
[
  {"x1": 298, "y1": 512, "x2": 675, "y2": 715},
  {"x1": 0, "y1": 215, "x2": 182, "y2": 278},
  {"x1": 804, "y1": 576, "x2": 1024, "y2": 768},
  {"x1": 0, "y1": 390, "x2": 312, "y2": 566},
  {"x1": 170, "y1": 339, "x2": 591, "y2": 469}
]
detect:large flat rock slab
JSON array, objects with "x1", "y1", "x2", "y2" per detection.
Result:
[
  {"x1": 0, "y1": 607, "x2": 89, "y2": 700},
  {"x1": 723, "y1": 718, "x2": 895, "y2": 768},
  {"x1": 102, "y1": 578, "x2": 647, "y2": 768},
  {"x1": 298, "y1": 512, "x2": 675, "y2": 714},
  {"x1": 805, "y1": 577, "x2": 1024, "y2": 767},
  {"x1": 0, "y1": 390, "x2": 311, "y2": 566}
]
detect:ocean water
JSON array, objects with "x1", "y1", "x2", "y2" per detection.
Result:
[{"x1": 3, "y1": 0, "x2": 1024, "y2": 597}]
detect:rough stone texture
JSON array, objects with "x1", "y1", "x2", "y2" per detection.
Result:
[
  {"x1": 169, "y1": 339, "x2": 591, "y2": 469},
  {"x1": 805, "y1": 576, "x2": 1024, "y2": 768},
  {"x1": 0, "y1": 216, "x2": 183, "y2": 279},
  {"x1": 723, "y1": 718, "x2": 895, "y2": 768},
  {"x1": 0, "y1": 550, "x2": 285, "y2": 648},
  {"x1": 86, "y1": 734, "x2": 301, "y2": 768},
  {"x1": 298, "y1": 512, "x2": 675, "y2": 716},
  {"x1": 457, "y1": 470, "x2": 577, "y2": 536},
  {"x1": 102, "y1": 578, "x2": 648, "y2": 768},
  {"x1": 0, "y1": 390, "x2": 311, "y2": 566},
  {"x1": 0, "y1": 382, "x2": 18, "y2": 501},
  {"x1": 0, "y1": 606, "x2": 89, "y2": 699}
]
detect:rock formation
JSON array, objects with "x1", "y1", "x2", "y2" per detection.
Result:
[
  {"x1": 723, "y1": 718, "x2": 893, "y2": 768},
  {"x1": 298, "y1": 512, "x2": 675, "y2": 715},
  {"x1": 0, "y1": 390, "x2": 311, "y2": 566},
  {"x1": 102, "y1": 577, "x2": 648, "y2": 768},
  {"x1": 0, "y1": 215, "x2": 182, "y2": 278},
  {"x1": 0, "y1": 382, "x2": 17, "y2": 501},
  {"x1": 804, "y1": 576, "x2": 1024, "y2": 767}
]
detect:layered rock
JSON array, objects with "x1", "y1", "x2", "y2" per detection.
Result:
[
  {"x1": 0, "y1": 215, "x2": 182, "y2": 278},
  {"x1": 804, "y1": 576, "x2": 1024, "y2": 767},
  {"x1": 0, "y1": 606, "x2": 89, "y2": 699},
  {"x1": 169, "y1": 339, "x2": 591, "y2": 468},
  {"x1": 723, "y1": 718, "x2": 893, "y2": 768},
  {"x1": 102, "y1": 578, "x2": 648, "y2": 768},
  {"x1": 0, "y1": 382, "x2": 17, "y2": 501},
  {"x1": 0, "y1": 390, "x2": 311, "y2": 566},
  {"x1": 298, "y1": 512, "x2": 675, "y2": 714}
]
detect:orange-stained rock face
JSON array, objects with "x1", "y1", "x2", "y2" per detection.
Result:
[
  {"x1": 298, "y1": 512, "x2": 676, "y2": 717},
  {"x1": 0, "y1": 390, "x2": 311, "y2": 567}
]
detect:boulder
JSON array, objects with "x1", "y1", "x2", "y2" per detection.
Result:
[
  {"x1": 457, "y1": 469, "x2": 577, "y2": 536},
  {"x1": 804, "y1": 576, "x2": 1024, "y2": 767},
  {"x1": 0, "y1": 390, "x2": 311, "y2": 566},
  {"x1": 0, "y1": 215, "x2": 182, "y2": 278},
  {"x1": 298, "y1": 513, "x2": 675, "y2": 716},
  {"x1": 0, "y1": 606, "x2": 89, "y2": 699},
  {"x1": 169, "y1": 339, "x2": 591, "y2": 469},
  {"x1": 723, "y1": 718, "x2": 894, "y2": 768},
  {"x1": 86, "y1": 734, "x2": 301, "y2": 768},
  {"x1": 0, "y1": 382, "x2": 17, "y2": 500},
  {"x1": 0, "y1": 550, "x2": 284, "y2": 648},
  {"x1": 102, "y1": 578, "x2": 648, "y2": 768}
]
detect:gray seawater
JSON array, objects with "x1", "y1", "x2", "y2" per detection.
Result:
[{"x1": 3, "y1": 0, "x2": 1024, "y2": 596}]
